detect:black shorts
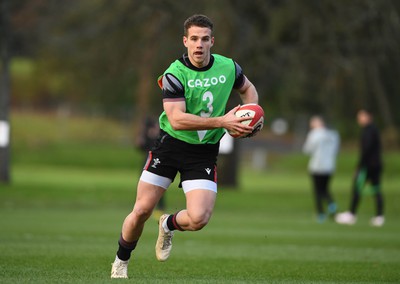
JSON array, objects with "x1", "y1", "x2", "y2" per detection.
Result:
[
  {"x1": 142, "y1": 130, "x2": 219, "y2": 191},
  {"x1": 353, "y1": 166, "x2": 382, "y2": 195},
  {"x1": 355, "y1": 166, "x2": 382, "y2": 187}
]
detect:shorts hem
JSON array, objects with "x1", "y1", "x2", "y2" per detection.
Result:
[{"x1": 140, "y1": 170, "x2": 172, "y2": 189}]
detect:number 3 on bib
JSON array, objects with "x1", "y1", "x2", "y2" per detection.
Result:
[{"x1": 198, "y1": 91, "x2": 213, "y2": 141}]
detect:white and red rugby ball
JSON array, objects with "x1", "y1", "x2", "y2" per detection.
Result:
[{"x1": 229, "y1": 103, "x2": 265, "y2": 138}]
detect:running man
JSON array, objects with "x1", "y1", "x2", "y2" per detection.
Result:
[{"x1": 111, "y1": 14, "x2": 259, "y2": 278}]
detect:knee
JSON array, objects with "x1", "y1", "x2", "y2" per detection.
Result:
[
  {"x1": 188, "y1": 213, "x2": 211, "y2": 231},
  {"x1": 132, "y1": 206, "x2": 153, "y2": 221}
]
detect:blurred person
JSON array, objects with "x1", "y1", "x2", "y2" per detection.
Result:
[
  {"x1": 111, "y1": 14, "x2": 259, "y2": 278},
  {"x1": 303, "y1": 116, "x2": 340, "y2": 223},
  {"x1": 137, "y1": 116, "x2": 165, "y2": 219},
  {"x1": 335, "y1": 109, "x2": 384, "y2": 227},
  {"x1": 137, "y1": 116, "x2": 160, "y2": 158}
]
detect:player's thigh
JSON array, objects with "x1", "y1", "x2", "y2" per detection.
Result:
[
  {"x1": 134, "y1": 180, "x2": 166, "y2": 213},
  {"x1": 185, "y1": 189, "x2": 216, "y2": 221}
]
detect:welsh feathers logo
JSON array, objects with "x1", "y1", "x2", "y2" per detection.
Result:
[{"x1": 152, "y1": 158, "x2": 161, "y2": 168}]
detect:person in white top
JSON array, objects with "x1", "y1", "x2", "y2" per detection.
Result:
[{"x1": 303, "y1": 116, "x2": 340, "y2": 223}]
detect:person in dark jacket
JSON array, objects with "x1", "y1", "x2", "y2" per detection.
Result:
[{"x1": 335, "y1": 109, "x2": 384, "y2": 227}]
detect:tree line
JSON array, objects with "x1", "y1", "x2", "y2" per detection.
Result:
[{"x1": 4, "y1": 0, "x2": 400, "y2": 145}]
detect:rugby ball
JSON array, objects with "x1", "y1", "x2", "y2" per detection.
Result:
[{"x1": 229, "y1": 104, "x2": 264, "y2": 138}]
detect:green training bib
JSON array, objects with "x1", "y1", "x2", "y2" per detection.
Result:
[{"x1": 159, "y1": 54, "x2": 236, "y2": 144}]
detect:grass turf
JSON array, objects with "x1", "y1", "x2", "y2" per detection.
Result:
[
  {"x1": 2, "y1": 108, "x2": 400, "y2": 282},
  {"x1": 1, "y1": 157, "x2": 399, "y2": 283}
]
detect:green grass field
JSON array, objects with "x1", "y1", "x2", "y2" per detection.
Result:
[{"x1": 1, "y1": 112, "x2": 399, "y2": 283}]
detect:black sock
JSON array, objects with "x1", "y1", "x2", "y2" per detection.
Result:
[
  {"x1": 166, "y1": 212, "x2": 184, "y2": 231},
  {"x1": 116, "y1": 234, "x2": 138, "y2": 261}
]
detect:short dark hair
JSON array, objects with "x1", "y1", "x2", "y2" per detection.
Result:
[{"x1": 183, "y1": 14, "x2": 214, "y2": 36}]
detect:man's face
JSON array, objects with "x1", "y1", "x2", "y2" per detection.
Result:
[
  {"x1": 357, "y1": 110, "x2": 370, "y2": 126},
  {"x1": 183, "y1": 26, "x2": 214, "y2": 68}
]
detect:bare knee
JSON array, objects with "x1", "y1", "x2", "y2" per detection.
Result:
[
  {"x1": 188, "y1": 213, "x2": 211, "y2": 231},
  {"x1": 132, "y1": 206, "x2": 153, "y2": 222}
]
